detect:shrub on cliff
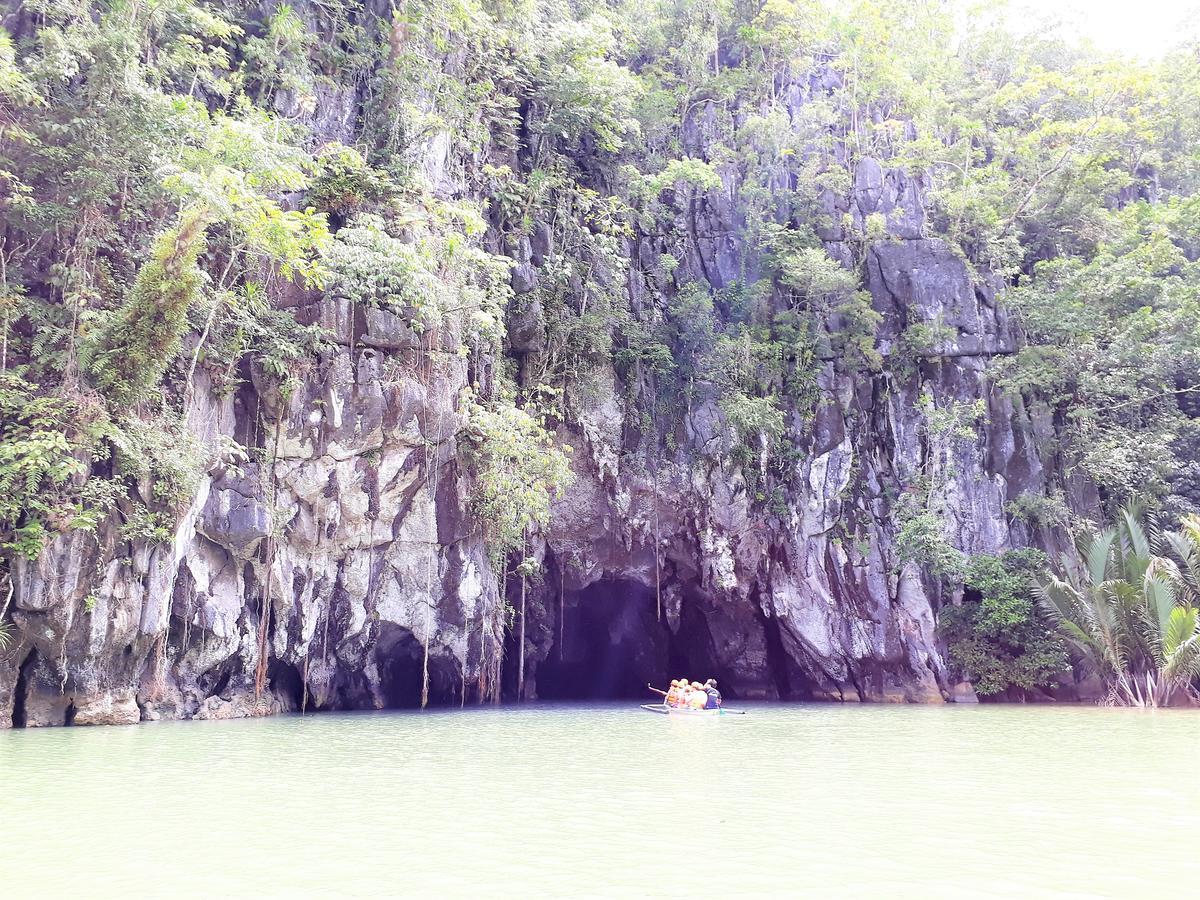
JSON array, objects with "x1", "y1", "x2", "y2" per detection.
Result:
[
  {"x1": 939, "y1": 550, "x2": 1069, "y2": 697},
  {"x1": 85, "y1": 210, "x2": 210, "y2": 407},
  {"x1": 459, "y1": 386, "x2": 574, "y2": 567},
  {"x1": 0, "y1": 370, "x2": 112, "y2": 557}
]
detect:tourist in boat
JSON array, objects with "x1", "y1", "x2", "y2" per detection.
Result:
[
  {"x1": 665, "y1": 679, "x2": 682, "y2": 707},
  {"x1": 679, "y1": 680, "x2": 693, "y2": 708},
  {"x1": 689, "y1": 682, "x2": 708, "y2": 709},
  {"x1": 703, "y1": 678, "x2": 722, "y2": 709},
  {"x1": 674, "y1": 677, "x2": 693, "y2": 708}
]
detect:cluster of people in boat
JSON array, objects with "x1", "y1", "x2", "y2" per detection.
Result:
[{"x1": 665, "y1": 678, "x2": 722, "y2": 710}]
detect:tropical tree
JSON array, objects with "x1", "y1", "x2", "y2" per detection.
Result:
[{"x1": 1037, "y1": 506, "x2": 1200, "y2": 706}]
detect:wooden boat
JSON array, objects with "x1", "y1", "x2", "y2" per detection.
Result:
[{"x1": 640, "y1": 703, "x2": 724, "y2": 717}]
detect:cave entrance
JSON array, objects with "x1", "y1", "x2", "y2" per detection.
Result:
[
  {"x1": 536, "y1": 578, "x2": 676, "y2": 700},
  {"x1": 267, "y1": 660, "x2": 305, "y2": 712},
  {"x1": 11, "y1": 650, "x2": 35, "y2": 728},
  {"x1": 375, "y1": 624, "x2": 459, "y2": 708}
]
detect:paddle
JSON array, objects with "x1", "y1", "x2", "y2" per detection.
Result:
[{"x1": 646, "y1": 684, "x2": 668, "y2": 696}]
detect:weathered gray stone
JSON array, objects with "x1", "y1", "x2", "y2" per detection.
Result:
[
  {"x1": 508, "y1": 297, "x2": 545, "y2": 351},
  {"x1": 362, "y1": 307, "x2": 421, "y2": 351},
  {"x1": 73, "y1": 693, "x2": 140, "y2": 726},
  {"x1": 199, "y1": 486, "x2": 271, "y2": 557},
  {"x1": 511, "y1": 262, "x2": 539, "y2": 294},
  {"x1": 0, "y1": 54, "x2": 1083, "y2": 726}
]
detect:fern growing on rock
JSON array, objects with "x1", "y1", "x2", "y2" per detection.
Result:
[{"x1": 85, "y1": 209, "x2": 210, "y2": 407}]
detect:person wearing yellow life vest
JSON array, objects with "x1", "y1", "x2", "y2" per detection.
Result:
[
  {"x1": 688, "y1": 681, "x2": 707, "y2": 709},
  {"x1": 673, "y1": 678, "x2": 690, "y2": 707},
  {"x1": 664, "y1": 679, "x2": 682, "y2": 707}
]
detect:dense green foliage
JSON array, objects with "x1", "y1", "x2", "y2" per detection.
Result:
[
  {"x1": 938, "y1": 550, "x2": 1068, "y2": 696},
  {"x1": 460, "y1": 387, "x2": 574, "y2": 568},
  {"x1": 999, "y1": 201, "x2": 1200, "y2": 506},
  {"x1": 1038, "y1": 507, "x2": 1200, "y2": 707},
  {"x1": 0, "y1": 0, "x2": 333, "y2": 562},
  {"x1": 86, "y1": 210, "x2": 210, "y2": 406}
]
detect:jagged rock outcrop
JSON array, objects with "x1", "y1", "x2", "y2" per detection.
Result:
[
  {"x1": 0, "y1": 13, "x2": 1084, "y2": 726},
  {"x1": 2, "y1": 294, "x2": 503, "y2": 725},
  {"x1": 512, "y1": 150, "x2": 1070, "y2": 705}
]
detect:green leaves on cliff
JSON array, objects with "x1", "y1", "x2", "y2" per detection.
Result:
[
  {"x1": 1001, "y1": 197, "x2": 1200, "y2": 506},
  {"x1": 0, "y1": 371, "x2": 96, "y2": 556},
  {"x1": 323, "y1": 206, "x2": 512, "y2": 350},
  {"x1": 460, "y1": 387, "x2": 573, "y2": 566},
  {"x1": 938, "y1": 550, "x2": 1068, "y2": 697},
  {"x1": 86, "y1": 210, "x2": 210, "y2": 406},
  {"x1": 0, "y1": 1, "x2": 335, "y2": 559},
  {"x1": 765, "y1": 228, "x2": 882, "y2": 373},
  {"x1": 530, "y1": 16, "x2": 641, "y2": 153}
]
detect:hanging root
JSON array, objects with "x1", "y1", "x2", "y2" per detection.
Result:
[
  {"x1": 420, "y1": 623, "x2": 431, "y2": 709},
  {"x1": 301, "y1": 652, "x2": 310, "y2": 714},
  {"x1": 254, "y1": 414, "x2": 284, "y2": 700}
]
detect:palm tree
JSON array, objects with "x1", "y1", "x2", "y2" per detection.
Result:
[{"x1": 1036, "y1": 506, "x2": 1200, "y2": 707}]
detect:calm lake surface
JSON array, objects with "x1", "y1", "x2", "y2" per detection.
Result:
[{"x1": 4, "y1": 702, "x2": 1198, "y2": 897}]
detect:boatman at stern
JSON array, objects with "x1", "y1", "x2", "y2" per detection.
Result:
[{"x1": 702, "y1": 678, "x2": 722, "y2": 709}]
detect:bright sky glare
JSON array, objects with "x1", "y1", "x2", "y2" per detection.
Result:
[{"x1": 1015, "y1": 0, "x2": 1199, "y2": 57}]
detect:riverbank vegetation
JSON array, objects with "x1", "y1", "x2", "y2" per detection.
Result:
[
  {"x1": 937, "y1": 550, "x2": 1069, "y2": 698},
  {"x1": 1038, "y1": 508, "x2": 1200, "y2": 708},
  {"x1": 937, "y1": 506, "x2": 1200, "y2": 707}
]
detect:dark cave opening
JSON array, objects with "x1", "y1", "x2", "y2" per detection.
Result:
[
  {"x1": 267, "y1": 660, "x2": 306, "y2": 712},
  {"x1": 535, "y1": 578, "x2": 717, "y2": 700},
  {"x1": 207, "y1": 664, "x2": 234, "y2": 699},
  {"x1": 11, "y1": 650, "x2": 34, "y2": 728},
  {"x1": 375, "y1": 623, "x2": 459, "y2": 709},
  {"x1": 755, "y1": 588, "x2": 810, "y2": 701}
]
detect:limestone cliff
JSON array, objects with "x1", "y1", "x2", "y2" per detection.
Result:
[
  {"x1": 0, "y1": 3, "x2": 1097, "y2": 726},
  {"x1": 524, "y1": 155, "x2": 1085, "y2": 705}
]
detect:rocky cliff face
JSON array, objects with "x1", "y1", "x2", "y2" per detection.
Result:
[
  {"x1": 521, "y1": 154, "x2": 1079, "y2": 706},
  {"x1": 0, "y1": 14, "x2": 1086, "y2": 727},
  {"x1": 3, "y1": 290, "x2": 503, "y2": 725}
]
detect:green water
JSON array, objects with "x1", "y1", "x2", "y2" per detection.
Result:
[{"x1": 4, "y1": 703, "x2": 1197, "y2": 897}]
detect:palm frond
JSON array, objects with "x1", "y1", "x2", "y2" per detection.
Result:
[
  {"x1": 1179, "y1": 515, "x2": 1200, "y2": 555},
  {"x1": 1083, "y1": 528, "x2": 1118, "y2": 587},
  {"x1": 1036, "y1": 574, "x2": 1108, "y2": 673},
  {"x1": 1164, "y1": 524, "x2": 1200, "y2": 599},
  {"x1": 1143, "y1": 572, "x2": 1178, "y2": 647},
  {"x1": 1119, "y1": 502, "x2": 1151, "y2": 562},
  {"x1": 1162, "y1": 607, "x2": 1200, "y2": 680}
]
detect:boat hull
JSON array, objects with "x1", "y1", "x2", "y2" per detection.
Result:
[{"x1": 640, "y1": 703, "x2": 722, "y2": 717}]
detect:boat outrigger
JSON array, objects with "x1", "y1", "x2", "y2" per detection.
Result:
[{"x1": 640, "y1": 702, "x2": 732, "y2": 717}]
